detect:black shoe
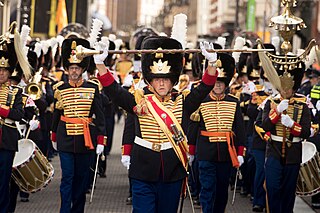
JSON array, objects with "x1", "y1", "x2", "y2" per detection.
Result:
[
  {"x1": 126, "y1": 196, "x2": 132, "y2": 205},
  {"x1": 99, "y1": 173, "x2": 106, "y2": 178},
  {"x1": 252, "y1": 205, "x2": 264, "y2": 212},
  {"x1": 20, "y1": 197, "x2": 29, "y2": 202}
]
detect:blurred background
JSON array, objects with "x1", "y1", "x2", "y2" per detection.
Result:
[{"x1": 0, "y1": 0, "x2": 319, "y2": 50}]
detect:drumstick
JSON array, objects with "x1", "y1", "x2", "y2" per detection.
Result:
[
  {"x1": 25, "y1": 115, "x2": 36, "y2": 139},
  {"x1": 90, "y1": 153, "x2": 100, "y2": 203}
]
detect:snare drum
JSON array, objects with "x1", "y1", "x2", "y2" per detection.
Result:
[
  {"x1": 12, "y1": 139, "x2": 54, "y2": 193},
  {"x1": 296, "y1": 141, "x2": 320, "y2": 196}
]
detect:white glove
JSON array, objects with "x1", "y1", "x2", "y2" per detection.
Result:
[
  {"x1": 281, "y1": 114, "x2": 294, "y2": 128},
  {"x1": 29, "y1": 120, "x2": 39, "y2": 131},
  {"x1": 93, "y1": 41, "x2": 109, "y2": 65},
  {"x1": 121, "y1": 155, "x2": 131, "y2": 170},
  {"x1": 277, "y1": 99, "x2": 289, "y2": 114},
  {"x1": 200, "y1": 41, "x2": 217, "y2": 62},
  {"x1": 237, "y1": 156, "x2": 244, "y2": 167},
  {"x1": 188, "y1": 155, "x2": 194, "y2": 166},
  {"x1": 310, "y1": 127, "x2": 316, "y2": 138},
  {"x1": 96, "y1": 144, "x2": 104, "y2": 155},
  {"x1": 52, "y1": 141, "x2": 57, "y2": 151},
  {"x1": 316, "y1": 100, "x2": 320, "y2": 111}
]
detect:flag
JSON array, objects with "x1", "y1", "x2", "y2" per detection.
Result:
[
  {"x1": 56, "y1": 0, "x2": 68, "y2": 34},
  {"x1": 246, "y1": 0, "x2": 256, "y2": 32}
]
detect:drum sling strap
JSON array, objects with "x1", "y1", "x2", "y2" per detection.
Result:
[{"x1": 144, "y1": 94, "x2": 189, "y2": 170}]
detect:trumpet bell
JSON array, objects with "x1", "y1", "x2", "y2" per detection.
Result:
[{"x1": 25, "y1": 83, "x2": 42, "y2": 100}]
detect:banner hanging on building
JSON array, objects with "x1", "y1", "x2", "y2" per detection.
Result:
[{"x1": 246, "y1": 0, "x2": 256, "y2": 32}]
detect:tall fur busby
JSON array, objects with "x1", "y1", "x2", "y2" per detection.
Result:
[
  {"x1": 216, "y1": 53, "x2": 235, "y2": 86},
  {"x1": 61, "y1": 38, "x2": 90, "y2": 70},
  {"x1": 141, "y1": 36, "x2": 183, "y2": 85}
]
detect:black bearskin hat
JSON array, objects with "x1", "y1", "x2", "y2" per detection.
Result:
[
  {"x1": 62, "y1": 38, "x2": 90, "y2": 70},
  {"x1": 237, "y1": 53, "x2": 250, "y2": 77},
  {"x1": 141, "y1": 36, "x2": 183, "y2": 85},
  {"x1": 216, "y1": 53, "x2": 235, "y2": 86},
  {"x1": 0, "y1": 41, "x2": 18, "y2": 73}
]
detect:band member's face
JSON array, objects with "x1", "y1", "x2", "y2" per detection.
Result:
[
  {"x1": 280, "y1": 88, "x2": 294, "y2": 99},
  {"x1": 150, "y1": 78, "x2": 173, "y2": 97},
  {"x1": 213, "y1": 81, "x2": 226, "y2": 95},
  {"x1": 68, "y1": 65, "x2": 83, "y2": 82},
  {"x1": 0, "y1": 68, "x2": 10, "y2": 84}
]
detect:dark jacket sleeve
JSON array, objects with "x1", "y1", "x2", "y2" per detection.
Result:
[
  {"x1": 92, "y1": 86, "x2": 106, "y2": 136},
  {"x1": 233, "y1": 102, "x2": 246, "y2": 147},
  {"x1": 102, "y1": 81, "x2": 136, "y2": 114},
  {"x1": 184, "y1": 82, "x2": 214, "y2": 117},
  {"x1": 7, "y1": 88, "x2": 24, "y2": 121},
  {"x1": 262, "y1": 100, "x2": 274, "y2": 132}
]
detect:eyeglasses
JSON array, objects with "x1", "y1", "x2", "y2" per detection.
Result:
[{"x1": 68, "y1": 66, "x2": 82, "y2": 71}]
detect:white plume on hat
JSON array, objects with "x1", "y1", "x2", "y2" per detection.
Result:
[
  {"x1": 232, "y1": 37, "x2": 245, "y2": 63},
  {"x1": 20, "y1": 25, "x2": 30, "y2": 57},
  {"x1": 108, "y1": 34, "x2": 116, "y2": 42},
  {"x1": 40, "y1": 40, "x2": 50, "y2": 55},
  {"x1": 88, "y1": 18, "x2": 103, "y2": 48},
  {"x1": 114, "y1": 39, "x2": 123, "y2": 51},
  {"x1": 34, "y1": 42, "x2": 42, "y2": 58},
  {"x1": 56, "y1": 35, "x2": 64, "y2": 47},
  {"x1": 216, "y1": 37, "x2": 226, "y2": 49},
  {"x1": 171, "y1": 13, "x2": 187, "y2": 49}
]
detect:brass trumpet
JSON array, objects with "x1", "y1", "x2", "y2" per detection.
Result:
[{"x1": 25, "y1": 83, "x2": 42, "y2": 100}]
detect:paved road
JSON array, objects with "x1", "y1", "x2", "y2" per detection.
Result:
[{"x1": 14, "y1": 117, "x2": 315, "y2": 212}]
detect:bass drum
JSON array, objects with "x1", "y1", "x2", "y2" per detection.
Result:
[
  {"x1": 296, "y1": 141, "x2": 320, "y2": 196},
  {"x1": 12, "y1": 139, "x2": 54, "y2": 193}
]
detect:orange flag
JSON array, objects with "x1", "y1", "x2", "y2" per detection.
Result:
[{"x1": 56, "y1": 0, "x2": 68, "y2": 34}]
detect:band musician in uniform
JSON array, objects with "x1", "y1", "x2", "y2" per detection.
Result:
[
  {"x1": 95, "y1": 36, "x2": 218, "y2": 212},
  {"x1": 51, "y1": 38, "x2": 106, "y2": 213}
]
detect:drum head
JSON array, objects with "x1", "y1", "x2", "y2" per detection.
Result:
[
  {"x1": 301, "y1": 142, "x2": 317, "y2": 164},
  {"x1": 12, "y1": 139, "x2": 36, "y2": 167}
]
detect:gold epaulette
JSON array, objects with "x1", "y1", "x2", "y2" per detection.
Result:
[
  {"x1": 228, "y1": 94, "x2": 239, "y2": 101},
  {"x1": 87, "y1": 79, "x2": 99, "y2": 86},
  {"x1": 190, "y1": 108, "x2": 200, "y2": 122},
  {"x1": 255, "y1": 125, "x2": 265, "y2": 140},
  {"x1": 181, "y1": 89, "x2": 190, "y2": 99},
  {"x1": 191, "y1": 80, "x2": 201, "y2": 88},
  {"x1": 134, "y1": 88, "x2": 144, "y2": 104},
  {"x1": 22, "y1": 93, "x2": 29, "y2": 105},
  {"x1": 291, "y1": 96, "x2": 307, "y2": 104},
  {"x1": 53, "y1": 81, "x2": 64, "y2": 91}
]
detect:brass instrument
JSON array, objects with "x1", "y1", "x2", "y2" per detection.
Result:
[
  {"x1": 25, "y1": 83, "x2": 42, "y2": 100},
  {"x1": 25, "y1": 68, "x2": 43, "y2": 100}
]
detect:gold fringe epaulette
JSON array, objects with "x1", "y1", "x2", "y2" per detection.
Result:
[
  {"x1": 134, "y1": 88, "x2": 144, "y2": 104},
  {"x1": 228, "y1": 94, "x2": 239, "y2": 100},
  {"x1": 291, "y1": 96, "x2": 307, "y2": 104},
  {"x1": 190, "y1": 108, "x2": 200, "y2": 122},
  {"x1": 53, "y1": 81, "x2": 64, "y2": 91},
  {"x1": 181, "y1": 89, "x2": 190, "y2": 99},
  {"x1": 87, "y1": 79, "x2": 99, "y2": 86}
]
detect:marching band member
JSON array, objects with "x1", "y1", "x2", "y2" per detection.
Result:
[
  {"x1": 189, "y1": 52, "x2": 245, "y2": 213},
  {"x1": 51, "y1": 38, "x2": 106, "y2": 213},
  {"x1": 95, "y1": 36, "x2": 218, "y2": 213},
  {"x1": 262, "y1": 64, "x2": 311, "y2": 212},
  {"x1": 0, "y1": 25, "x2": 29, "y2": 213}
]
